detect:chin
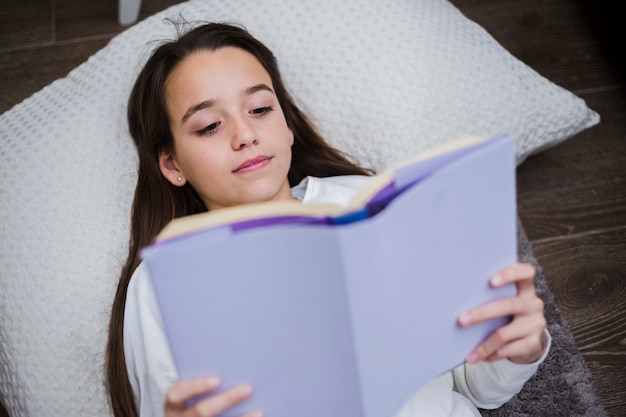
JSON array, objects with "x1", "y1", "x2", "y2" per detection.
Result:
[{"x1": 244, "y1": 182, "x2": 291, "y2": 204}]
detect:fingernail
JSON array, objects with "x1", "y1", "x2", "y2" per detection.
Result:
[
  {"x1": 167, "y1": 390, "x2": 183, "y2": 404},
  {"x1": 466, "y1": 352, "x2": 478, "y2": 364},
  {"x1": 239, "y1": 383, "x2": 253, "y2": 398},
  {"x1": 490, "y1": 274, "x2": 503, "y2": 286},
  {"x1": 206, "y1": 376, "x2": 220, "y2": 388},
  {"x1": 459, "y1": 313, "x2": 471, "y2": 326}
]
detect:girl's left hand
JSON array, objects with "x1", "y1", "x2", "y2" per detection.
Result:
[{"x1": 458, "y1": 262, "x2": 548, "y2": 365}]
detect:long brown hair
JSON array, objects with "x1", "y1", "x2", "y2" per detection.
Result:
[{"x1": 106, "y1": 22, "x2": 373, "y2": 417}]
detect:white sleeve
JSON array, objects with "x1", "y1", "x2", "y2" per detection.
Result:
[
  {"x1": 124, "y1": 262, "x2": 178, "y2": 417},
  {"x1": 452, "y1": 330, "x2": 552, "y2": 409}
]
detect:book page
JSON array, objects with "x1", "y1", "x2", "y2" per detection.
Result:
[{"x1": 155, "y1": 200, "x2": 345, "y2": 242}]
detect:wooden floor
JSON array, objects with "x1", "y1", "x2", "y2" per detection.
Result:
[
  {"x1": 1, "y1": 0, "x2": 624, "y2": 416},
  {"x1": 453, "y1": 1, "x2": 626, "y2": 416}
]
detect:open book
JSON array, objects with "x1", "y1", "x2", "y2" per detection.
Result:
[{"x1": 141, "y1": 134, "x2": 518, "y2": 417}]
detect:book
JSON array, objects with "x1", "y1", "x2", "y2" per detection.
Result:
[{"x1": 141, "y1": 133, "x2": 518, "y2": 417}]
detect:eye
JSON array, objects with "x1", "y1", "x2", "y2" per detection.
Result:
[
  {"x1": 250, "y1": 106, "x2": 273, "y2": 116},
  {"x1": 196, "y1": 121, "x2": 221, "y2": 136}
]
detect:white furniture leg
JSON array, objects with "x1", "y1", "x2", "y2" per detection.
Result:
[{"x1": 118, "y1": 0, "x2": 142, "y2": 25}]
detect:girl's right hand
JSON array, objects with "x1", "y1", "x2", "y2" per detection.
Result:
[{"x1": 164, "y1": 376, "x2": 263, "y2": 417}]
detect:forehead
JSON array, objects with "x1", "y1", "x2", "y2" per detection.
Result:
[
  {"x1": 164, "y1": 47, "x2": 275, "y2": 122},
  {"x1": 167, "y1": 47, "x2": 271, "y2": 89}
]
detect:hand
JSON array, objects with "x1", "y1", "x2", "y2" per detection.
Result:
[
  {"x1": 165, "y1": 376, "x2": 263, "y2": 417},
  {"x1": 458, "y1": 262, "x2": 548, "y2": 365}
]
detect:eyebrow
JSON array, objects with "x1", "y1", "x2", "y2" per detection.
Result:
[{"x1": 180, "y1": 83, "x2": 275, "y2": 124}]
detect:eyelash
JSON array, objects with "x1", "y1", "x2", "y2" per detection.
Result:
[
  {"x1": 195, "y1": 107, "x2": 274, "y2": 137},
  {"x1": 251, "y1": 106, "x2": 273, "y2": 116},
  {"x1": 196, "y1": 122, "x2": 220, "y2": 136}
]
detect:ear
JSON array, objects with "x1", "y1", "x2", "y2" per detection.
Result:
[
  {"x1": 288, "y1": 127, "x2": 294, "y2": 147},
  {"x1": 159, "y1": 151, "x2": 186, "y2": 186}
]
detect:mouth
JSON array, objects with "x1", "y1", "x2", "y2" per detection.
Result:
[{"x1": 233, "y1": 155, "x2": 272, "y2": 173}]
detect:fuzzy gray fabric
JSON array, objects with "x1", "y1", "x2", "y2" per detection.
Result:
[{"x1": 480, "y1": 221, "x2": 608, "y2": 417}]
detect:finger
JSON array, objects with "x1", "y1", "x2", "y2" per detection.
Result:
[
  {"x1": 495, "y1": 335, "x2": 545, "y2": 363},
  {"x1": 490, "y1": 263, "x2": 536, "y2": 291},
  {"x1": 241, "y1": 410, "x2": 265, "y2": 417},
  {"x1": 458, "y1": 292, "x2": 544, "y2": 327},
  {"x1": 466, "y1": 322, "x2": 514, "y2": 363},
  {"x1": 166, "y1": 377, "x2": 221, "y2": 411},
  {"x1": 467, "y1": 313, "x2": 546, "y2": 363},
  {"x1": 194, "y1": 383, "x2": 254, "y2": 417},
  {"x1": 492, "y1": 315, "x2": 547, "y2": 363},
  {"x1": 484, "y1": 331, "x2": 546, "y2": 364}
]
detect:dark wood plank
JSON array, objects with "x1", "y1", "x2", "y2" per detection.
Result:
[
  {"x1": 0, "y1": 0, "x2": 53, "y2": 51},
  {"x1": 55, "y1": 0, "x2": 120, "y2": 41},
  {"x1": 531, "y1": 227, "x2": 626, "y2": 417},
  {"x1": 139, "y1": 0, "x2": 187, "y2": 17},
  {"x1": 576, "y1": 0, "x2": 626, "y2": 83},
  {"x1": 583, "y1": 361, "x2": 626, "y2": 417},
  {"x1": 55, "y1": 0, "x2": 186, "y2": 42},
  {"x1": 451, "y1": 0, "x2": 621, "y2": 94},
  {"x1": 517, "y1": 88, "x2": 626, "y2": 240},
  {"x1": 0, "y1": 39, "x2": 112, "y2": 114}
]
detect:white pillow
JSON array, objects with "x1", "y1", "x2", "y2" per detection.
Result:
[{"x1": 0, "y1": 0, "x2": 598, "y2": 416}]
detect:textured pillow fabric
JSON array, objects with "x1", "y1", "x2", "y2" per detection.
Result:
[{"x1": 0, "y1": 0, "x2": 598, "y2": 416}]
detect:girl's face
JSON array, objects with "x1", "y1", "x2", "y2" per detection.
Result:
[{"x1": 160, "y1": 47, "x2": 295, "y2": 210}]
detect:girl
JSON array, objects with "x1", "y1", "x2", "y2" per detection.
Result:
[{"x1": 106, "y1": 22, "x2": 549, "y2": 417}]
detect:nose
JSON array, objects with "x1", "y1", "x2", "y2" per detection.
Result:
[{"x1": 231, "y1": 116, "x2": 259, "y2": 150}]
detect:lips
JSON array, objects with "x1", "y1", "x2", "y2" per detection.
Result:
[{"x1": 233, "y1": 155, "x2": 271, "y2": 173}]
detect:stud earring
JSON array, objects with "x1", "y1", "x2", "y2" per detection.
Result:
[{"x1": 176, "y1": 177, "x2": 183, "y2": 183}]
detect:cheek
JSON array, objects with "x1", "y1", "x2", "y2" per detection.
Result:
[
  {"x1": 177, "y1": 146, "x2": 223, "y2": 179},
  {"x1": 192, "y1": 154, "x2": 222, "y2": 175},
  {"x1": 287, "y1": 126, "x2": 294, "y2": 146},
  {"x1": 272, "y1": 119, "x2": 294, "y2": 146}
]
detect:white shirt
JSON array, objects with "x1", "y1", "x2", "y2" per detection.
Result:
[{"x1": 124, "y1": 175, "x2": 550, "y2": 417}]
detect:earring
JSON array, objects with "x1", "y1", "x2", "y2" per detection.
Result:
[{"x1": 176, "y1": 177, "x2": 183, "y2": 183}]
